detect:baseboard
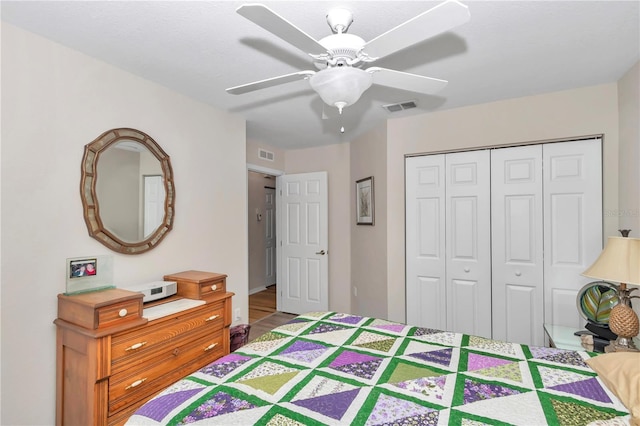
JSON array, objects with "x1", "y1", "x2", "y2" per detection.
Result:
[{"x1": 249, "y1": 286, "x2": 268, "y2": 295}]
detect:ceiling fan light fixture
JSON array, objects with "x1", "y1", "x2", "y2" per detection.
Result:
[{"x1": 309, "y1": 67, "x2": 373, "y2": 113}]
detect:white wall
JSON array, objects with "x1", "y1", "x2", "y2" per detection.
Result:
[
  {"x1": 285, "y1": 143, "x2": 351, "y2": 314},
  {"x1": 386, "y1": 83, "x2": 620, "y2": 322},
  {"x1": 1, "y1": 23, "x2": 247, "y2": 426}
]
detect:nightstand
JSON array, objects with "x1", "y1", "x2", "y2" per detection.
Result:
[
  {"x1": 544, "y1": 323, "x2": 640, "y2": 352},
  {"x1": 544, "y1": 324, "x2": 589, "y2": 352}
]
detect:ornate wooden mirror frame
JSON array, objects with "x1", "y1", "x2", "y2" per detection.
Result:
[{"x1": 80, "y1": 128, "x2": 175, "y2": 254}]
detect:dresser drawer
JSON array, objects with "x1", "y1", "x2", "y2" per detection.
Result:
[
  {"x1": 111, "y1": 300, "x2": 226, "y2": 372},
  {"x1": 57, "y1": 288, "x2": 143, "y2": 330},
  {"x1": 108, "y1": 328, "x2": 225, "y2": 415},
  {"x1": 97, "y1": 299, "x2": 143, "y2": 329},
  {"x1": 164, "y1": 270, "x2": 227, "y2": 300}
]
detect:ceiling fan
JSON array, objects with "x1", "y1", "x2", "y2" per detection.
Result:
[{"x1": 226, "y1": 1, "x2": 470, "y2": 114}]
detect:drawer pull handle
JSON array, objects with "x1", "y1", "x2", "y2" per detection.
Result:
[
  {"x1": 119, "y1": 308, "x2": 128, "y2": 317},
  {"x1": 205, "y1": 315, "x2": 220, "y2": 322},
  {"x1": 204, "y1": 343, "x2": 218, "y2": 351},
  {"x1": 125, "y1": 378, "x2": 147, "y2": 390},
  {"x1": 211, "y1": 284, "x2": 218, "y2": 291},
  {"x1": 125, "y1": 341, "x2": 147, "y2": 351}
]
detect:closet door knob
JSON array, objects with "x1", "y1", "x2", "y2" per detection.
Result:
[
  {"x1": 515, "y1": 271, "x2": 522, "y2": 277},
  {"x1": 464, "y1": 266, "x2": 470, "y2": 273}
]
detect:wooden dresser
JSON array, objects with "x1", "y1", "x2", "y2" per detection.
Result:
[{"x1": 55, "y1": 272, "x2": 233, "y2": 426}]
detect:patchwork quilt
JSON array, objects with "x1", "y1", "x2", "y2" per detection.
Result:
[{"x1": 126, "y1": 312, "x2": 629, "y2": 425}]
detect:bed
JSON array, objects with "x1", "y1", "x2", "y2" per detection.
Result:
[{"x1": 126, "y1": 311, "x2": 637, "y2": 425}]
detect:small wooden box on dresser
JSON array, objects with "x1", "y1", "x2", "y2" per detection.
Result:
[{"x1": 55, "y1": 271, "x2": 233, "y2": 426}]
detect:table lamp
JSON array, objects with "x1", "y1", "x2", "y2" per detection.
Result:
[{"x1": 582, "y1": 236, "x2": 640, "y2": 352}]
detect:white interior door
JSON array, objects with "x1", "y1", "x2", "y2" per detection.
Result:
[
  {"x1": 277, "y1": 172, "x2": 328, "y2": 314},
  {"x1": 143, "y1": 175, "x2": 164, "y2": 238},
  {"x1": 264, "y1": 187, "x2": 276, "y2": 286},
  {"x1": 446, "y1": 150, "x2": 492, "y2": 338},
  {"x1": 491, "y1": 145, "x2": 544, "y2": 346},
  {"x1": 406, "y1": 155, "x2": 447, "y2": 329},
  {"x1": 544, "y1": 138, "x2": 603, "y2": 328}
]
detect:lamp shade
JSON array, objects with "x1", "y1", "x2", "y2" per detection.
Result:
[
  {"x1": 582, "y1": 237, "x2": 640, "y2": 285},
  {"x1": 309, "y1": 67, "x2": 373, "y2": 112}
]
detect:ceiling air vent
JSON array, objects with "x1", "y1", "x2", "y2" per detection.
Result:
[
  {"x1": 382, "y1": 100, "x2": 417, "y2": 113},
  {"x1": 258, "y1": 148, "x2": 275, "y2": 161}
]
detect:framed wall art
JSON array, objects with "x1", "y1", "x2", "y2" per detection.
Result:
[{"x1": 356, "y1": 176, "x2": 375, "y2": 225}]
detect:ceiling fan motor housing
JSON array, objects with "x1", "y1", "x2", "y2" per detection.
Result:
[{"x1": 317, "y1": 34, "x2": 366, "y2": 68}]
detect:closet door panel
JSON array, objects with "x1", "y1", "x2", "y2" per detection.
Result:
[
  {"x1": 491, "y1": 145, "x2": 544, "y2": 345},
  {"x1": 406, "y1": 155, "x2": 446, "y2": 328},
  {"x1": 543, "y1": 139, "x2": 603, "y2": 329},
  {"x1": 446, "y1": 150, "x2": 491, "y2": 338}
]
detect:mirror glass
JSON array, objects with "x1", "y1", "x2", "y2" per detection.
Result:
[{"x1": 81, "y1": 128, "x2": 175, "y2": 254}]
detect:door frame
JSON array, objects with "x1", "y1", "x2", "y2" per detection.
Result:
[{"x1": 247, "y1": 163, "x2": 284, "y2": 312}]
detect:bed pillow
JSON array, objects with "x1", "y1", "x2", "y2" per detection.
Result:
[{"x1": 586, "y1": 352, "x2": 640, "y2": 426}]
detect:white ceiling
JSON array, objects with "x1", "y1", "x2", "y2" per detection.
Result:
[{"x1": 2, "y1": 1, "x2": 638, "y2": 150}]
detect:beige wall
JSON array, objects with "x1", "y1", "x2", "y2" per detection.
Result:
[
  {"x1": 386, "y1": 83, "x2": 621, "y2": 322},
  {"x1": 350, "y1": 123, "x2": 388, "y2": 318},
  {"x1": 618, "y1": 61, "x2": 640, "y2": 234},
  {"x1": 247, "y1": 138, "x2": 285, "y2": 171},
  {"x1": 1, "y1": 23, "x2": 247, "y2": 426},
  {"x1": 617, "y1": 60, "x2": 640, "y2": 320},
  {"x1": 285, "y1": 143, "x2": 351, "y2": 314}
]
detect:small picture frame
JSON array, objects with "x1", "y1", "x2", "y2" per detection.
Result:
[
  {"x1": 69, "y1": 258, "x2": 98, "y2": 278},
  {"x1": 65, "y1": 255, "x2": 114, "y2": 295},
  {"x1": 356, "y1": 176, "x2": 375, "y2": 225}
]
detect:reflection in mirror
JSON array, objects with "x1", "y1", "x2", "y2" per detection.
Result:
[
  {"x1": 81, "y1": 128, "x2": 175, "y2": 255},
  {"x1": 96, "y1": 141, "x2": 165, "y2": 242}
]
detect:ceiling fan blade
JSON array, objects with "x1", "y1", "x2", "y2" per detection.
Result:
[
  {"x1": 236, "y1": 4, "x2": 328, "y2": 56},
  {"x1": 368, "y1": 67, "x2": 448, "y2": 94},
  {"x1": 226, "y1": 70, "x2": 315, "y2": 95},
  {"x1": 363, "y1": 0, "x2": 470, "y2": 60}
]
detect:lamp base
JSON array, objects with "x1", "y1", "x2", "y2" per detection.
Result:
[{"x1": 604, "y1": 336, "x2": 639, "y2": 353}]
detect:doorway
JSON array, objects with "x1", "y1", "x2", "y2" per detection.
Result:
[{"x1": 248, "y1": 169, "x2": 278, "y2": 323}]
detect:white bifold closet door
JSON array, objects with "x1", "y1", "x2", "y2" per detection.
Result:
[
  {"x1": 406, "y1": 138, "x2": 602, "y2": 345},
  {"x1": 543, "y1": 139, "x2": 603, "y2": 329},
  {"x1": 445, "y1": 150, "x2": 492, "y2": 338},
  {"x1": 405, "y1": 154, "x2": 447, "y2": 330},
  {"x1": 491, "y1": 145, "x2": 544, "y2": 346},
  {"x1": 405, "y1": 151, "x2": 492, "y2": 338}
]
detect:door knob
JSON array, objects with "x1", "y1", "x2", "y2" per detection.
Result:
[
  {"x1": 316, "y1": 250, "x2": 326, "y2": 255},
  {"x1": 464, "y1": 266, "x2": 470, "y2": 273}
]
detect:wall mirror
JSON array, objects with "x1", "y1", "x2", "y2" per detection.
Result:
[{"x1": 80, "y1": 128, "x2": 175, "y2": 254}]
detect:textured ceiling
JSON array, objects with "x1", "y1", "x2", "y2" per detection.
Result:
[{"x1": 2, "y1": 1, "x2": 639, "y2": 149}]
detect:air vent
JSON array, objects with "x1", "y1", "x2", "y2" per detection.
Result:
[
  {"x1": 382, "y1": 100, "x2": 417, "y2": 113},
  {"x1": 258, "y1": 148, "x2": 274, "y2": 161}
]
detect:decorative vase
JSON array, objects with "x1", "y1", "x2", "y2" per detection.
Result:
[{"x1": 607, "y1": 283, "x2": 640, "y2": 351}]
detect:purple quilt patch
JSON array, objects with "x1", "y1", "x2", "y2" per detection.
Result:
[
  {"x1": 331, "y1": 359, "x2": 384, "y2": 380},
  {"x1": 293, "y1": 389, "x2": 359, "y2": 420},
  {"x1": 409, "y1": 348, "x2": 453, "y2": 366},
  {"x1": 200, "y1": 354, "x2": 252, "y2": 378},
  {"x1": 328, "y1": 314, "x2": 364, "y2": 324},
  {"x1": 308, "y1": 322, "x2": 351, "y2": 334},
  {"x1": 462, "y1": 379, "x2": 521, "y2": 404},
  {"x1": 281, "y1": 340, "x2": 327, "y2": 354},
  {"x1": 178, "y1": 391, "x2": 256, "y2": 423},
  {"x1": 330, "y1": 350, "x2": 380, "y2": 368},
  {"x1": 375, "y1": 324, "x2": 406, "y2": 333},
  {"x1": 137, "y1": 388, "x2": 202, "y2": 421},
  {"x1": 551, "y1": 377, "x2": 612, "y2": 403}
]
